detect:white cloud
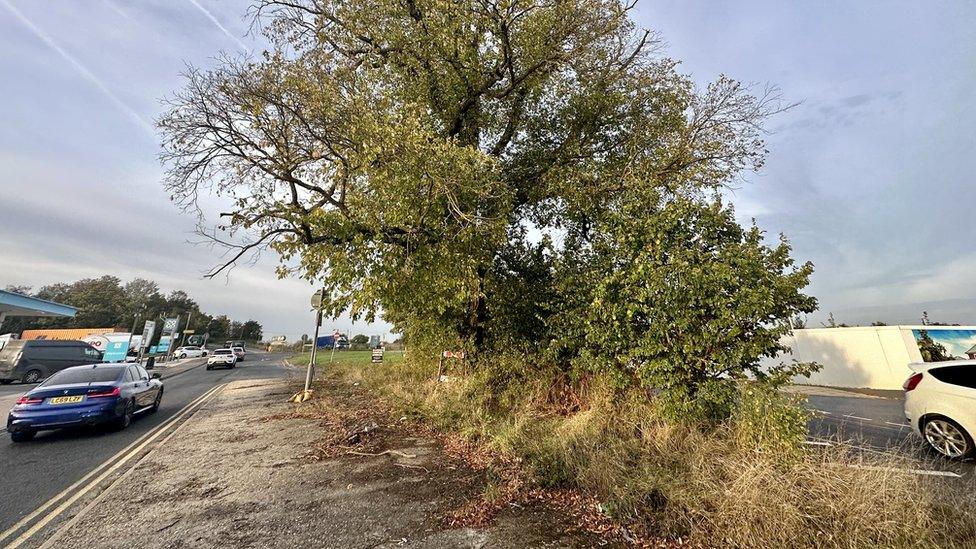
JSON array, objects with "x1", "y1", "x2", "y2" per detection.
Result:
[
  {"x1": 0, "y1": 0, "x2": 154, "y2": 136},
  {"x1": 185, "y1": 0, "x2": 249, "y2": 53}
]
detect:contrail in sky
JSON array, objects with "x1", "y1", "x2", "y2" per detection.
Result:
[
  {"x1": 0, "y1": 0, "x2": 154, "y2": 136},
  {"x1": 186, "y1": 0, "x2": 249, "y2": 52}
]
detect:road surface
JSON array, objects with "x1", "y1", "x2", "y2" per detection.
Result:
[
  {"x1": 0, "y1": 352, "x2": 296, "y2": 547},
  {"x1": 802, "y1": 387, "x2": 972, "y2": 476}
]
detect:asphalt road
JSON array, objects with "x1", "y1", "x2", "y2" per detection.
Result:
[
  {"x1": 806, "y1": 392, "x2": 913, "y2": 448},
  {"x1": 803, "y1": 389, "x2": 972, "y2": 475},
  {"x1": 0, "y1": 352, "x2": 297, "y2": 541}
]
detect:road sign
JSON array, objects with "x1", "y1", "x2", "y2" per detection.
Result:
[
  {"x1": 163, "y1": 317, "x2": 178, "y2": 332},
  {"x1": 183, "y1": 329, "x2": 195, "y2": 335},
  {"x1": 103, "y1": 339, "x2": 131, "y2": 362},
  {"x1": 141, "y1": 320, "x2": 156, "y2": 348},
  {"x1": 157, "y1": 335, "x2": 172, "y2": 353},
  {"x1": 371, "y1": 348, "x2": 383, "y2": 364},
  {"x1": 311, "y1": 290, "x2": 324, "y2": 310}
]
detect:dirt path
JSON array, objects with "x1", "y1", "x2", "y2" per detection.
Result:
[{"x1": 45, "y1": 377, "x2": 606, "y2": 548}]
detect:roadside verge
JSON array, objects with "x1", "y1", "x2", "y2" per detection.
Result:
[{"x1": 41, "y1": 378, "x2": 606, "y2": 548}]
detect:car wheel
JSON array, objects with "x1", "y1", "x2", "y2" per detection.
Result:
[
  {"x1": 22, "y1": 369, "x2": 42, "y2": 384},
  {"x1": 923, "y1": 416, "x2": 974, "y2": 459},
  {"x1": 10, "y1": 430, "x2": 35, "y2": 443},
  {"x1": 150, "y1": 390, "x2": 163, "y2": 413},
  {"x1": 114, "y1": 400, "x2": 134, "y2": 431},
  {"x1": 206, "y1": 364, "x2": 213, "y2": 370}
]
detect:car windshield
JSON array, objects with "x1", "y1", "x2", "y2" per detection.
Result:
[
  {"x1": 41, "y1": 367, "x2": 123, "y2": 385},
  {"x1": 214, "y1": 349, "x2": 232, "y2": 355}
]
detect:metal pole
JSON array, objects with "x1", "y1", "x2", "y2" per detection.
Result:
[
  {"x1": 303, "y1": 309, "x2": 322, "y2": 394},
  {"x1": 165, "y1": 314, "x2": 178, "y2": 363}
]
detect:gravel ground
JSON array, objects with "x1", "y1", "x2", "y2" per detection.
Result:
[{"x1": 46, "y1": 377, "x2": 603, "y2": 548}]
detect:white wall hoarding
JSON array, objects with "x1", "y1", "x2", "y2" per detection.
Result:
[{"x1": 767, "y1": 326, "x2": 976, "y2": 390}]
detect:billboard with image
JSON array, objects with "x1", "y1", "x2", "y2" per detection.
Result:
[{"x1": 912, "y1": 329, "x2": 976, "y2": 362}]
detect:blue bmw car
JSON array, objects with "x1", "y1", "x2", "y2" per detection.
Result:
[{"x1": 7, "y1": 363, "x2": 164, "y2": 442}]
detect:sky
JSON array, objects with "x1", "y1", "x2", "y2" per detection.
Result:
[{"x1": 0, "y1": 1, "x2": 974, "y2": 338}]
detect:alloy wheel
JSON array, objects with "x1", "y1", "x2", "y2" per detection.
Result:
[
  {"x1": 924, "y1": 419, "x2": 969, "y2": 458},
  {"x1": 23, "y1": 370, "x2": 41, "y2": 384}
]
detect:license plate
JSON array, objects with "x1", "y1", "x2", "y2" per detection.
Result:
[{"x1": 49, "y1": 396, "x2": 84, "y2": 404}]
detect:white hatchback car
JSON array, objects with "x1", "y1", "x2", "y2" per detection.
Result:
[
  {"x1": 174, "y1": 346, "x2": 208, "y2": 359},
  {"x1": 231, "y1": 346, "x2": 246, "y2": 362},
  {"x1": 904, "y1": 360, "x2": 976, "y2": 459}
]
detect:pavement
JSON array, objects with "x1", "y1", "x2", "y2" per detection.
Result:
[{"x1": 0, "y1": 351, "x2": 294, "y2": 548}]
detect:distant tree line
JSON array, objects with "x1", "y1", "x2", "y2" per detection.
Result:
[
  {"x1": 817, "y1": 310, "x2": 963, "y2": 329},
  {"x1": 3, "y1": 276, "x2": 262, "y2": 342}
]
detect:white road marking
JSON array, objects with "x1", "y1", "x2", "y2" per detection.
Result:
[
  {"x1": 1, "y1": 384, "x2": 224, "y2": 548},
  {"x1": 848, "y1": 464, "x2": 962, "y2": 478},
  {"x1": 884, "y1": 421, "x2": 908, "y2": 428},
  {"x1": 803, "y1": 440, "x2": 833, "y2": 446},
  {"x1": 843, "y1": 414, "x2": 874, "y2": 422}
]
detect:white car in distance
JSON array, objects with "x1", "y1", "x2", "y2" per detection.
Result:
[
  {"x1": 174, "y1": 346, "x2": 208, "y2": 359},
  {"x1": 904, "y1": 360, "x2": 976, "y2": 459},
  {"x1": 207, "y1": 349, "x2": 238, "y2": 370}
]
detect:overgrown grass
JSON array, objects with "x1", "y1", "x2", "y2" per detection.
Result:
[{"x1": 297, "y1": 351, "x2": 976, "y2": 548}]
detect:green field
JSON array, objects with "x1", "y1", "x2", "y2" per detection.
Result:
[{"x1": 292, "y1": 349, "x2": 406, "y2": 367}]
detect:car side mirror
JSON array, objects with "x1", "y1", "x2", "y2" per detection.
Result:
[{"x1": 151, "y1": 372, "x2": 161, "y2": 380}]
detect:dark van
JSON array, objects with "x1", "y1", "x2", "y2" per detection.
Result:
[
  {"x1": 225, "y1": 340, "x2": 246, "y2": 351},
  {"x1": 0, "y1": 340, "x2": 103, "y2": 384}
]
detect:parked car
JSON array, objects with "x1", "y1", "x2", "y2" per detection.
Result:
[
  {"x1": 231, "y1": 346, "x2": 246, "y2": 362},
  {"x1": 6, "y1": 363, "x2": 163, "y2": 442},
  {"x1": 0, "y1": 340, "x2": 103, "y2": 385},
  {"x1": 174, "y1": 346, "x2": 208, "y2": 359},
  {"x1": 904, "y1": 360, "x2": 976, "y2": 459},
  {"x1": 207, "y1": 349, "x2": 237, "y2": 370}
]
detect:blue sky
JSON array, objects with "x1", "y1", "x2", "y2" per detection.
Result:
[{"x1": 1, "y1": 0, "x2": 974, "y2": 337}]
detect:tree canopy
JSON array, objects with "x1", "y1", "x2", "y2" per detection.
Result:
[
  {"x1": 2, "y1": 277, "x2": 263, "y2": 343},
  {"x1": 160, "y1": 0, "x2": 817, "y2": 410}
]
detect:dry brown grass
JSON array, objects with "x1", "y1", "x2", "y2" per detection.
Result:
[{"x1": 315, "y1": 353, "x2": 976, "y2": 548}]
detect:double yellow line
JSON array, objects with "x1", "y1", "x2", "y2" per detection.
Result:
[{"x1": 0, "y1": 383, "x2": 226, "y2": 549}]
